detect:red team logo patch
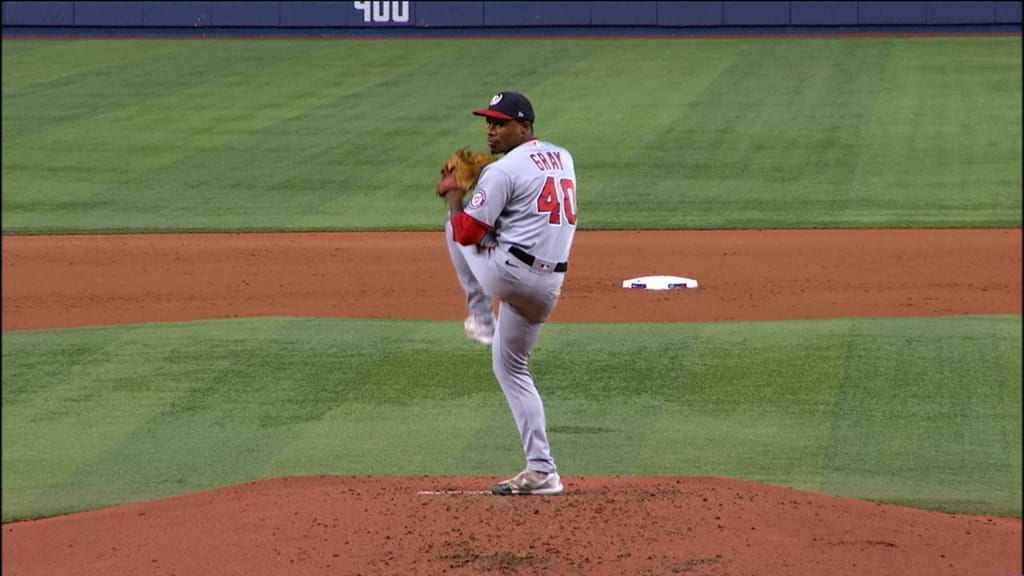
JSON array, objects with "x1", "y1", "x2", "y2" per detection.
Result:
[{"x1": 470, "y1": 190, "x2": 486, "y2": 208}]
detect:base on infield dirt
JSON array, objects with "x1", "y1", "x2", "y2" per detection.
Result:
[{"x1": 622, "y1": 274, "x2": 699, "y2": 290}]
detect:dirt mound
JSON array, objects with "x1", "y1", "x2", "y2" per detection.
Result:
[{"x1": 3, "y1": 476, "x2": 1020, "y2": 576}]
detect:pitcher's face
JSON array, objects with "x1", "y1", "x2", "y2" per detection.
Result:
[{"x1": 486, "y1": 118, "x2": 531, "y2": 154}]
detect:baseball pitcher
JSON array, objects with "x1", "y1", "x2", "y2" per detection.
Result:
[{"x1": 436, "y1": 91, "x2": 578, "y2": 495}]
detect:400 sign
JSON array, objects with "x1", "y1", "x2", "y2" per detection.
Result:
[{"x1": 353, "y1": 1, "x2": 410, "y2": 23}]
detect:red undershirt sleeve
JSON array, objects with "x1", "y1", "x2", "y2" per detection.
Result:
[{"x1": 452, "y1": 211, "x2": 492, "y2": 246}]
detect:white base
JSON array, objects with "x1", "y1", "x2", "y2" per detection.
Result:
[{"x1": 622, "y1": 275, "x2": 699, "y2": 290}]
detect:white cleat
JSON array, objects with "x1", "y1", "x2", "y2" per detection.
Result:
[
  {"x1": 464, "y1": 315, "x2": 495, "y2": 345},
  {"x1": 491, "y1": 469, "x2": 564, "y2": 496}
]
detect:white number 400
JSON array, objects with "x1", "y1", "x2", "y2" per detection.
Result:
[{"x1": 353, "y1": 1, "x2": 410, "y2": 23}]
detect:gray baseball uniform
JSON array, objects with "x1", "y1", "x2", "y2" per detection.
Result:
[{"x1": 445, "y1": 138, "x2": 577, "y2": 475}]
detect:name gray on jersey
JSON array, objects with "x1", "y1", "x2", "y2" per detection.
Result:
[{"x1": 466, "y1": 139, "x2": 577, "y2": 264}]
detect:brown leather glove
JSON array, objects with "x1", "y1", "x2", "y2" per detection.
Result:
[{"x1": 436, "y1": 148, "x2": 496, "y2": 197}]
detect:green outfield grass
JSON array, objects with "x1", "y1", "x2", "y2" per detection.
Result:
[
  {"x1": 2, "y1": 316, "x2": 1020, "y2": 522},
  {"x1": 2, "y1": 36, "x2": 1020, "y2": 233}
]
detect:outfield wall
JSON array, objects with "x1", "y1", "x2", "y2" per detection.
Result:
[{"x1": 3, "y1": 1, "x2": 1021, "y2": 30}]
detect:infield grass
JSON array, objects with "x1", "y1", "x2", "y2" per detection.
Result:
[
  {"x1": 2, "y1": 315, "x2": 1020, "y2": 522},
  {"x1": 2, "y1": 36, "x2": 1021, "y2": 233}
]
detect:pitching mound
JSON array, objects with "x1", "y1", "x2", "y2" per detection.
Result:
[{"x1": 3, "y1": 475, "x2": 1021, "y2": 575}]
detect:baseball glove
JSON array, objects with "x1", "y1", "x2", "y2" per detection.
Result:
[{"x1": 436, "y1": 148, "x2": 496, "y2": 197}]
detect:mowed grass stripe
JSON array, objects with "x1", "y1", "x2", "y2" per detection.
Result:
[
  {"x1": 0, "y1": 39, "x2": 193, "y2": 91},
  {"x1": 260, "y1": 320, "x2": 508, "y2": 475},
  {"x1": 999, "y1": 321, "x2": 1024, "y2": 509},
  {"x1": 1, "y1": 40, "x2": 462, "y2": 232},
  {"x1": 852, "y1": 38, "x2": 1023, "y2": 226},
  {"x1": 293, "y1": 38, "x2": 600, "y2": 230},
  {"x1": 5, "y1": 37, "x2": 1020, "y2": 234},
  {"x1": 0, "y1": 318, "x2": 513, "y2": 520},
  {"x1": 0, "y1": 321, "x2": 265, "y2": 517},
  {"x1": 633, "y1": 321, "x2": 847, "y2": 486},
  {"x1": 3, "y1": 316, "x2": 1019, "y2": 521},
  {"x1": 614, "y1": 38, "x2": 891, "y2": 229},
  {"x1": 66, "y1": 38, "x2": 740, "y2": 232},
  {"x1": 56, "y1": 319, "x2": 484, "y2": 509},
  {"x1": 532, "y1": 39, "x2": 749, "y2": 210},
  {"x1": 2, "y1": 41, "x2": 219, "y2": 143},
  {"x1": 536, "y1": 321, "x2": 712, "y2": 476},
  {"x1": 822, "y1": 316, "x2": 1023, "y2": 516},
  {"x1": 262, "y1": 398, "x2": 517, "y2": 476},
  {"x1": 291, "y1": 37, "x2": 727, "y2": 231},
  {"x1": 297, "y1": 38, "x2": 743, "y2": 231}
]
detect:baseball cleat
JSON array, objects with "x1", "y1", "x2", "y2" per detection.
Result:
[
  {"x1": 491, "y1": 469, "x2": 563, "y2": 496},
  {"x1": 464, "y1": 315, "x2": 495, "y2": 345}
]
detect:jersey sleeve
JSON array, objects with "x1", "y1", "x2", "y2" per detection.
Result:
[
  {"x1": 463, "y1": 165, "x2": 511, "y2": 228},
  {"x1": 451, "y1": 210, "x2": 491, "y2": 245}
]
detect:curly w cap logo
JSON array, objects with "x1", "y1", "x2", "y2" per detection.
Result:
[{"x1": 490, "y1": 94, "x2": 503, "y2": 106}]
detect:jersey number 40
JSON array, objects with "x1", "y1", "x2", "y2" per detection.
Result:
[{"x1": 536, "y1": 176, "x2": 578, "y2": 225}]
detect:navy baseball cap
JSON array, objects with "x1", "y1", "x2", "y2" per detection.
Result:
[{"x1": 473, "y1": 91, "x2": 535, "y2": 123}]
